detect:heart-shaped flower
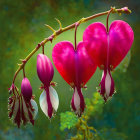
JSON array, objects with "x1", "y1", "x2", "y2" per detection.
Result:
[
  {"x1": 52, "y1": 41, "x2": 97, "y2": 116},
  {"x1": 83, "y1": 20, "x2": 134, "y2": 101}
]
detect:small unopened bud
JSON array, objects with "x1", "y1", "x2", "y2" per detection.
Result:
[
  {"x1": 21, "y1": 78, "x2": 32, "y2": 102},
  {"x1": 121, "y1": 7, "x2": 131, "y2": 14},
  {"x1": 37, "y1": 54, "x2": 54, "y2": 86}
]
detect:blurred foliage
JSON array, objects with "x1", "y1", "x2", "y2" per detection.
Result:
[
  {"x1": 60, "y1": 112, "x2": 78, "y2": 131},
  {"x1": 0, "y1": 127, "x2": 34, "y2": 140},
  {"x1": 98, "y1": 128, "x2": 127, "y2": 140},
  {"x1": 0, "y1": 0, "x2": 140, "y2": 140},
  {"x1": 116, "y1": 51, "x2": 131, "y2": 72},
  {"x1": 60, "y1": 92, "x2": 104, "y2": 132},
  {"x1": 60, "y1": 93, "x2": 127, "y2": 139}
]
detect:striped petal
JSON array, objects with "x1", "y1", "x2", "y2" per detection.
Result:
[
  {"x1": 71, "y1": 87, "x2": 85, "y2": 117},
  {"x1": 39, "y1": 90, "x2": 49, "y2": 117},
  {"x1": 100, "y1": 70, "x2": 115, "y2": 101},
  {"x1": 30, "y1": 99, "x2": 38, "y2": 119},
  {"x1": 49, "y1": 86, "x2": 59, "y2": 112},
  {"x1": 39, "y1": 86, "x2": 59, "y2": 119}
]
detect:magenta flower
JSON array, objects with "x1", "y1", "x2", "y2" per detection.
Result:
[
  {"x1": 52, "y1": 41, "x2": 97, "y2": 116},
  {"x1": 37, "y1": 54, "x2": 59, "y2": 119},
  {"x1": 21, "y1": 78, "x2": 32, "y2": 102},
  {"x1": 37, "y1": 54, "x2": 54, "y2": 86},
  {"x1": 83, "y1": 20, "x2": 134, "y2": 101},
  {"x1": 8, "y1": 80, "x2": 38, "y2": 128}
]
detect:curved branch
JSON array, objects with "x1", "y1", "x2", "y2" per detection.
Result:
[{"x1": 12, "y1": 7, "x2": 131, "y2": 84}]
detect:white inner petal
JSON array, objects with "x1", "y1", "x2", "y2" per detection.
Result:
[
  {"x1": 105, "y1": 70, "x2": 111, "y2": 97},
  {"x1": 22, "y1": 97, "x2": 30, "y2": 121},
  {"x1": 30, "y1": 99, "x2": 38, "y2": 119},
  {"x1": 101, "y1": 71, "x2": 104, "y2": 80},
  {"x1": 13, "y1": 98, "x2": 19, "y2": 118},
  {"x1": 49, "y1": 86, "x2": 59, "y2": 112},
  {"x1": 74, "y1": 88, "x2": 80, "y2": 110},
  {"x1": 39, "y1": 90, "x2": 48, "y2": 117}
]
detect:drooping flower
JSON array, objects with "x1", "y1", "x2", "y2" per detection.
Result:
[
  {"x1": 52, "y1": 41, "x2": 97, "y2": 116},
  {"x1": 8, "y1": 79, "x2": 38, "y2": 128},
  {"x1": 37, "y1": 54, "x2": 59, "y2": 119},
  {"x1": 83, "y1": 20, "x2": 134, "y2": 101},
  {"x1": 21, "y1": 78, "x2": 32, "y2": 102}
]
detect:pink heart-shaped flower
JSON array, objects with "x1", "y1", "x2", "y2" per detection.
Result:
[
  {"x1": 83, "y1": 20, "x2": 134, "y2": 69},
  {"x1": 52, "y1": 41, "x2": 97, "y2": 116},
  {"x1": 83, "y1": 20, "x2": 134, "y2": 101},
  {"x1": 52, "y1": 41, "x2": 97, "y2": 88}
]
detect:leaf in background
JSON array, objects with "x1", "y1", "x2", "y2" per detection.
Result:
[
  {"x1": 85, "y1": 92, "x2": 104, "y2": 117},
  {"x1": 60, "y1": 111, "x2": 78, "y2": 131},
  {"x1": 60, "y1": 92, "x2": 104, "y2": 133}
]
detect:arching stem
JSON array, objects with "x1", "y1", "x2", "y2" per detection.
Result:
[{"x1": 11, "y1": 7, "x2": 131, "y2": 84}]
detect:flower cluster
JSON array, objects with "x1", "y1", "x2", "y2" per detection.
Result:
[
  {"x1": 8, "y1": 78, "x2": 38, "y2": 128},
  {"x1": 8, "y1": 11, "x2": 134, "y2": 127}
]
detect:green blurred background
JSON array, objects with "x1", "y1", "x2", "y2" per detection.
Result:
[{"x1": 0, "y1": 0, "x2": 140, "y2": 139}]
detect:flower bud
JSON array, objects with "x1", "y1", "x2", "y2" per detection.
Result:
[
  {"x1": 37, "y1": 54, "x2": 54, "y2": 86},
  {"x1": 21, "y1": 78, "x2": 32, "y2": 102}
]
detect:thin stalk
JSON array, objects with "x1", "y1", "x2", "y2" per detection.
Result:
[
  {"x1": 42, "y1": 44, "x2": 44, "y2": 54},
  {"x1": 23, "y1": 68, "x2": 26, "y2": 78},
  {"x1": 74, "y1": 23, "x2": 78, "y2": 50},
  {"x1": 106, "y1": 8, "x2": 113, "y2": 32}
]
